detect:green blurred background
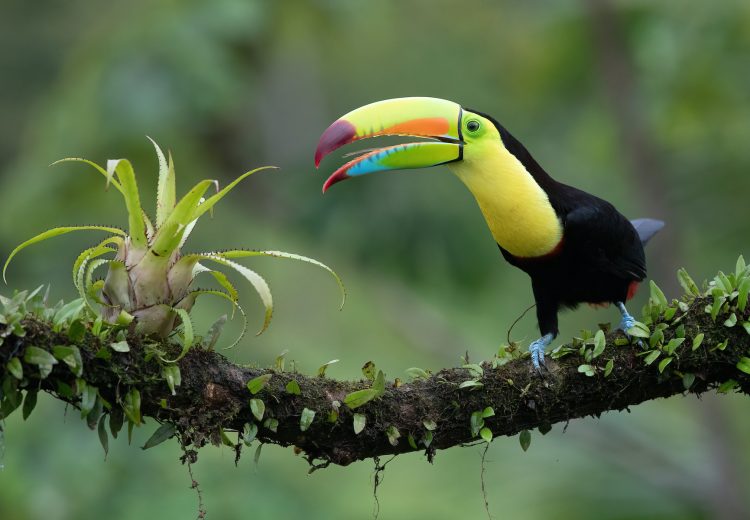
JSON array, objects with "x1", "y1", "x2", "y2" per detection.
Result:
[{"x1": 1, "y1": 0, "x2": 749, "y2": 518}]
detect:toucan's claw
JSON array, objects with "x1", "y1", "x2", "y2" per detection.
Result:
[
  {"x1": 617, "y1": 301, "x2": 642, "y2": 346},
  {"x1": 529, "y1": 333, "x2": 554, "y2": 373}
]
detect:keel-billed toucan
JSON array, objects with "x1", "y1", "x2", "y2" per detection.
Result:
[{"x1": 314, "y1": 97, "x2": 663, "y2": 369}]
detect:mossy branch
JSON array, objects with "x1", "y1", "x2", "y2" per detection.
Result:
[{"x1": 2, "y1": 291, "x2": 749, "y2": 467}]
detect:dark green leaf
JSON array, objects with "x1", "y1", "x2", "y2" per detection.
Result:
[
  {"x1": 98, "y1": 415, "x2": 109, "y2": 459},
  {"x1": 263, "y1": 418, "x2": 278, "y2": 433},
  {"x1": 142, "y1": 423, "x2": 176, "y2": 450},
  {"x1": 67, "y1": 319, "x2": 86, "y2": 342},
  {"x1": 52, "y1": 345, "x2": 83, "y2": 377},
  {"x1": 682, "y1": 373, "x2": 695, "y2": 390},
  {"x1": 519, "y1": 430, "x2": 531, "y2": 452},
  {"x1": 22, "y1": 390, "x2": 37, "y2": 420},
  {"x1": 242, "y1": 422, "x2": 258, "y2": 445},
  {"x1": 110, "y1": 408, "x2": 124, "y2": 439}
]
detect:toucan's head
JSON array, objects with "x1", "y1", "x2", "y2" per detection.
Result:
[{"x1": 314, "y1": 97, "x2": 504, "y2": 192}]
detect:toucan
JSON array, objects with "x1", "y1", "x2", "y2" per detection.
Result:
[{"x1": 314, "y1": 97, "x2": 663, "y2": 370}]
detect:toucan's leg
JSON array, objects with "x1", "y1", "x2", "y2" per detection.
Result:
[
  {"x1": 530, "y1": 284, "x2": 559, "y2": 371},
  {"x1": 616, "y1": 301, "x2": 636, "y2": 332}
]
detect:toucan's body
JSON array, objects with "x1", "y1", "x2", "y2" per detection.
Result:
[{"x1": 315, "y1": 97, "x2": 663, "y2": 369}]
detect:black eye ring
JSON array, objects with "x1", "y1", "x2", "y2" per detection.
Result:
[{"x1": 467, "y1": 120, "x2": 481, "y2": 132}]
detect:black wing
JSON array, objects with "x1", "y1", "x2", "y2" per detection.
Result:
[{"x1": 561, "y1": 197, "x2": 646, "y2": 282}]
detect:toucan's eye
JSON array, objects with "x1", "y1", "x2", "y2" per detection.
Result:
[{"x1": 466, "y1": 120, "x2": 481, "y2": 133}]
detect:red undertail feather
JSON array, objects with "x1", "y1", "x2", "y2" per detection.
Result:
[{"x1": 627, "y1": 281, "x2": 640, "y2": 301}]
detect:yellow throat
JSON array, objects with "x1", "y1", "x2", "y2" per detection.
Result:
[{"x1": 450, "y1": 143, "x2": 563, "y2": 258}]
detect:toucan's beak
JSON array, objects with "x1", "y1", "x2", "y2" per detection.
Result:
[{"x1": 314, "y1": 97, "x2": 463, "y2": 192}]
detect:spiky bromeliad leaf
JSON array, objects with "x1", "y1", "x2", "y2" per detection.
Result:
[
  {"x1": 147, "y1": 137, "x2": 176, "y2": 228},
  {"x1": 215, "y1": 250, "x2": 345, "y2": 308},
  {"x1": 72, "y1": 236, "x2": 123, "y2": 290},
  {"x1": 3, "y1": 226, "x2": 126, "y2": 283},
  {"x1": 189, "y1": 167, "x2": 277, "y2": 223},
  {"x1": 51, "y1": 158, "x2": 124, "y2": 195},
  {"x1": 106, "y1": 159, "x2": 147, "y2": 248},
  {"x1": 178, "y1": 289, "x2": 248, "y2": 349}
]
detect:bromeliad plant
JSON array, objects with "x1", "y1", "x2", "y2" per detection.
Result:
[{"x1": 3, "y1": 139, "x2": 344, "y2": 350}]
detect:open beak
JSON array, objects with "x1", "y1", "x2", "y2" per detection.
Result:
[{"x1": 314, "y1": 97, "x2": 463, "y2": 192}]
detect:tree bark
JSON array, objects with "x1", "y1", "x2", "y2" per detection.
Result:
[{"x1": 1, "y1": 296, "x2": 748, "y2": 467}]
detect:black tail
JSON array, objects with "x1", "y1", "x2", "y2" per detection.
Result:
[{"x1": 631, "y1": 218, "x2": 665, "y2": 246}]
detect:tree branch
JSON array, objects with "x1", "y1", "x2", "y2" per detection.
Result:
[{"x1": 1, "y1": 295, "x2": 749, "y2": 467}]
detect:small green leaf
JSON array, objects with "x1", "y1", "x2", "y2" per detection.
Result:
[
  {"x1": 247, "y1": 373, "x2": 272, "y2": 395},
  {"x1": 724, "y1": 313, "x2": 737, "y2": 327},
  {"x1": 743, "y1": 322, "x2": 750, "y2": 336},
  {"x1": 79, "y1": 382, "x2": 97, "y2": 418},
  {"x1": 362, "y1": 361, "x2": 376, "y2": 381},
  {"x1": 664, "y1": 338, "x2": 685, "y2": 355},
  {"x1": 110, "y1": 340, "x2": 130, "y2": 352},
  {"x1": 343, "y1": 389, "x2": 380, "y2": 409},
  {"x1": 627, "y1": 322, "x2": 651, "y2": 339},
  {"x1": 736, "y1": 255, "x2": 747, "y2": 277},
  {"x1": 737, "y1": 278, "x2": 750, "y2": 312},
  {"x1": 682, "y1": 373, "x2": 695, "y2": 390},
  {"x1": 644, "y1": 350, "x2": 661, "y2": 365},
  {"x1": 462, "y1": 363, "x2": 484, "y2": 378},
  {"x1": 386, "y1": 425, "x2": 401, "y2": 446},
  {"x1": 423, "y1": 430, "x2": 434, "y2": 448},
  {"x1": 23, "y1": 346, "x2": 58, "y2": 367},
  {"x1": 658, "y1": 357, "x2": 673, "y2": 373},
  {"x1": 423, "y1": 419, "x2": 438, "y2": 431},
  {"x1": 285, "y1": 380, "x2": 301, "y2": 395},
  {"x1": 274, "y1": 349, "x2": 288, "y2": 372},
  {"x1": 714, "y1": 340, "x2": 729, "y2": 351},
  {"x1": 254, "y1": 444, "x2": 263, "y2": 468},
  {"x1": 577, "y1": 364, "x2": 595, "y2": 377},
  {"x1": 219, "y1": 427, "x2": 234, "y2": 447},
  {"x1": 458, "y1": 380, "x2": 484, "y2": 389},
  {"x1": 407, "y1": 434, "x2": 418, "y2": 450},
  {"x1": 481, "y1": 407, "x2": 495, "y2": 418},
  {"x1": 300, "y1": 408, "x2": 315, "y2": 431},
  {"x1": 405, "y1": 367, "x2": 430, "y2": 380},
  {"x1": 592, "y1": 330, "x2": 606, "y2": 358},
  {"x1": 717, "y1": 379, "x2": 738, "y2": 394},
  {"x1": 242, "y1": 422, "x2": 258, "y2": 445},
  {"x1": 7, "y1": 358, "x2": 22, "y2": 380},
  {"x1": 123, "y1": 388, "x2": 141, "y2": 425},
  {"x1": 52, "y1": 345, "x2": 83, "y2": 377},
  {"x1": 604, "y1": 359, "x2": 614, "y2": 377},
  {"x1": 353, "y1": 413, "x2": 366, "y2": 434},
  {"x1": 519, "y1": 430, "x2": 531, "y2": 452},
  {"x1": 263, "y1": 418, "x2": 278, "y2": 433},
  {"x1": 317, "y1": 359, "x2": 339, "y2": 377},
  {"x1": 142, "y1": 423, "x2": 176, "y2": 450},
  {"x1": 250, "y1": 399, "x2": 265, "y2": 421},
  {"x1": 480, "y1": 427, "x2": 493, "y2": 443},
  {"x1": 736, "y1": 357, "x2": 750, "y2": 375},
  {"x1": 372, "y1": 370, "x2": 386, "y2": 394},
  {"x1": 163, "y1": 365, "x2": 181, "y2": 396},
  {"x1": 692, "y1": 333, "x2": 704, "y2": 351},
  {"x1": 649, "y1": 280, "x2": 668, "y2": 309}
]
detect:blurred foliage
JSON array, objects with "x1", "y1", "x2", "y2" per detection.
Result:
[{"x1": 1, "y1": 0, "x2": 749, "y2": 518}]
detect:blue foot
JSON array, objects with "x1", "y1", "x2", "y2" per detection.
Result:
[
  {"x1": 529, "y1": 333, "x2": 554, "y2": 372},
  {"x1": 616, "y1": 302, "x2": 636, "y2": 332}
]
